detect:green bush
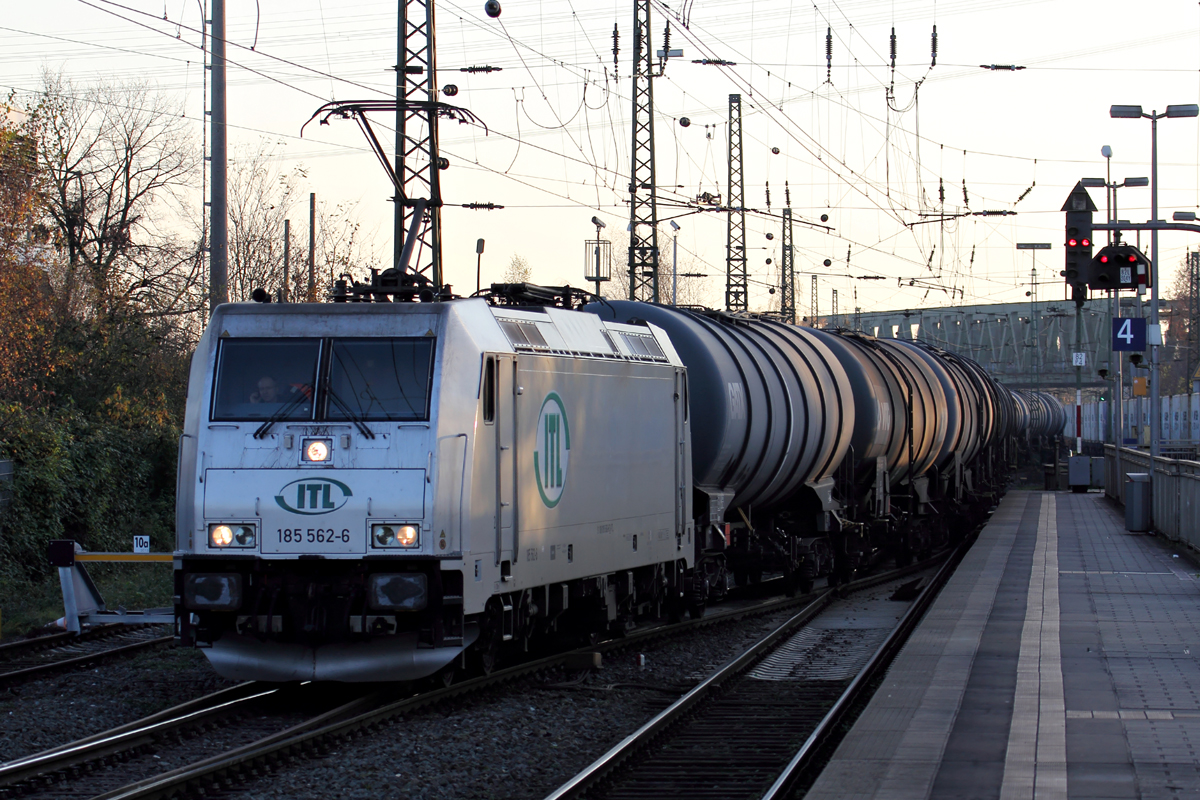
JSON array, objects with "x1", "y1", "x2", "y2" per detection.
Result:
[{"x1": 0, "y1": 402, "x2": 179, "y2": 585}]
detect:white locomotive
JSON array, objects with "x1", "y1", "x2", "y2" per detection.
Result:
[{"x1": 177, "y1": 296, "x2": 692, "y2": 681}]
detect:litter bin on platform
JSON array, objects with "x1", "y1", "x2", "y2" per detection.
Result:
[{"x1": 1125, "y1": 473, "x2": 1151, "y2": 532}]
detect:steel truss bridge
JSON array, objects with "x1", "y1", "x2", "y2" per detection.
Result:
[{"x1": 828, "y1": 298, "x2": 1161, "y2": 391}]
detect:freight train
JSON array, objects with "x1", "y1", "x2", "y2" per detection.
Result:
[{"x1": 175, "y1": 283, "x2": 1063, "y2": 682}]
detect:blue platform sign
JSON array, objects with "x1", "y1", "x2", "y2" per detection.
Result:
[{"x1": 1113, "y1": 317, "x2": 1147, "y2": 352}]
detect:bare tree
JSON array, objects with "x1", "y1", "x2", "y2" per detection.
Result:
[
  {"x1": 305, "y1": 198, "x2": 382, "y2": 300},
  {"x1": 226, "y1": 143, "x2": 302, "y2": 301},
  {"x1": 504, "y1": 254, "x2": 532, "y2": 283},
  {"x1": 1163, "y1": 254, "x2": 1199, "y2": 395},
  {"x1": 27, "y1": 73, "x2": 200, "y2": 317}
]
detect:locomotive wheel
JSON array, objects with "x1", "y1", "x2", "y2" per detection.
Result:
[
  {"x1": 428, "y1": 663, "x2": 456, "y2": 689},
  {"x1": 688, "y1": 600, "x2": 706, "y2": 620},
  {"x1": 468, "y1": 599, "x2": 504, "y2": 676},
  {"x1": 798, "y1": 578, "x2": 814, "y2": 595}
]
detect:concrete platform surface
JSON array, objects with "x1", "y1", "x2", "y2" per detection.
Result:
[{"x1": 804, "y1": 490, "x2": 1200, "y2": 800}]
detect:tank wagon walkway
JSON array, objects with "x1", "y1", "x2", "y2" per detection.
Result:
[{"x1": 804, "y1": 490, "x2": 1200, "y2": 800}]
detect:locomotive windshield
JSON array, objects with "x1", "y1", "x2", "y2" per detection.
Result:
[
  {"x1": 210, "y1": 337, "x2": 434, "y2": 422},
  {"x1": 211, "y1": 339, "x2": 321, "y2": 421},
  {"x1": 327, "y1": 338, "x2": 434, "y2": 421}
]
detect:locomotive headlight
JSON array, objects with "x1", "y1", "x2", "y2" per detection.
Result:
[
  {"x1": 372, "y1": 524, "x2": 419, "y2": 549},
  {"x1": 209, "y1": 523, "x2": 256, "y2": 548},
  {"x1": 303, "y1": 438, "x2": 332, "y2": 462},
  {"x1": 209, "y1": 524, "x2": 234, "y2": 547}
]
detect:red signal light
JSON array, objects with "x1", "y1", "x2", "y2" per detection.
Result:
[
  {"x1": 1127, "y1": 254, "x2": 1137, "y2": 262},
  {"x1": 1067, "y1": 238, "x2": 1078, "y2": 247},
  {"x1": 1100, "y1": 255, "x2": 1109, "y2": 263},
  {"x1": 1081, "y1": 238, "x2": 1091, "y2": 247}
]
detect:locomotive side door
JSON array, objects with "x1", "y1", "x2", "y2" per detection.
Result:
[{"x1": 494, "y1": 354, "x2": 517, "y2": 572}]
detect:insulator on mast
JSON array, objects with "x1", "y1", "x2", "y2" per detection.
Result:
[
  {"x1": 931, "y1": 25, "x2": 938, "y2": 67},
  {"x1": 890, "y1": 27, "x2": 896, "y2": 69},
  {"x1": 825, "y1": 28, "x2": 832, "y2": 82}
]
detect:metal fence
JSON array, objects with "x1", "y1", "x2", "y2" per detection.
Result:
[{"x1": 1105, "y1": 445, "x2": 1200, "y2": 550}]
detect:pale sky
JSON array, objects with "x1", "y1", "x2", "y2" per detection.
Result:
[{"x1": 3, "y1": 0, "x2": 1199, "y2": 314}]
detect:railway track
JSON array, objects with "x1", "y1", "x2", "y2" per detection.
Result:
[
  {"x1": 0, "y1": 625, "x2": 173, "y2": 690},
  {"x1": 0, "y1": 553, "x2": 948, "y2": 800},
  {"x1": 543, "y1": 541, "x2": 968, "y2": 800}
]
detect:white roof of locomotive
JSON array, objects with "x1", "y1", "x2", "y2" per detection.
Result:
[{"x1": 204, "y1": 298, "x2": 683, "y2": 366}]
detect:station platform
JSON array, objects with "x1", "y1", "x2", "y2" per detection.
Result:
[{"x1": 804, "y1": 490, "x2": 1200, "y2": 800}]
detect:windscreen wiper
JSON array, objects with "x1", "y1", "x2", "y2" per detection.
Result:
[
  {"x1": 253, "y1": 384, "x2": 313, "y2": 439},
  {"x1": 326, "y1": 387, "x2": 376, "y2": 439}
]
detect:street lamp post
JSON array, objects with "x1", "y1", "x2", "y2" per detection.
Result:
[{"x1": 1110, "y1": 103, "x2": 1199, "y2": 460}]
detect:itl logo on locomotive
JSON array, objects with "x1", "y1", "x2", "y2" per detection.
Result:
[
  {"x1": 534, "y1": 392, "x2": 571, "y2": 508},
  {"x1": 274, "y1": 477, "x2": 353, "y2": 515}
]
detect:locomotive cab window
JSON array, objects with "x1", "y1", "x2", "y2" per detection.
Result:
[
  {"x1": 326, "y1": 338, "x2": 435, "y2": 421},
  {"x1": 211, "y1": 339, "x2": 321, "y2": 421}
]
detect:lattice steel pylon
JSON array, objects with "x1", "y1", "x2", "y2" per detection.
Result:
[
  {"x1": 395, "y1": 0, "x2": 443, "y2": 287},
  {"x1": 779, "y1": 206, "x2": 796, "y2": 324},
  {"x1": 725, "y1": 94, "x2": 747, "y2": 311},
  {"x1": 811, "y1": 275, "x2": 819, "y2": 326},
  {"x1": 627, "y1": 0, "x2": 660, "y2": 303}
]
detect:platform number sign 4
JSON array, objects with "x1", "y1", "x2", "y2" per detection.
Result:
[
  {"x1": 133, "y1": 535, "x2": 150, "y2": 554},
  {"x1": 1112, "y1": 317, "x2": 1147, "y2": 352}
]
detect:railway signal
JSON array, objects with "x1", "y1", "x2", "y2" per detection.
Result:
[
  {"x1": 1062, "y1": 182, "x2": 1098, "y2": 289},
  {"x1": 1090, "y1": 244, "x2": 1151, "y2": 291}
]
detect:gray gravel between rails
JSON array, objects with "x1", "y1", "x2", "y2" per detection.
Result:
[
  {"x1": 217, "y1": 576, "x2": 925, "y2": 800},
  {"x1": 0, "y1": 645, "x2": 238, "y2": 764}
]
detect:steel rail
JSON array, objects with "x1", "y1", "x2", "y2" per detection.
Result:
[
  {"x1": 758, "y1": 533, "x2": 974, "y2": 799},
  {"x1": 0, "y1": 623, "x2": 146, "y2": 659},
  {"x1": 0, "y1": 682, "x2": 271, "y2": 789},
  {"x1": 12, "y1": 555, "x2": 942, "y2": 800},
  {"x1": 84, "y1": 587, "x2": 837, "y2": 800},
  {"x1": 4, "y1": 588, "x2": 818, "y2": 798},
  {"x1": 541, "y1": 550, "x2": 959, "y2": 800},
  {"x1": 0, "y1": 630, "x2": 79, "y2": 656},
  {"x1": 542, "y1": 592, "x2": 836, "y2": 800},
  {"x1": 0, "y1": 633, "x2": 173, "y2": 689}
]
